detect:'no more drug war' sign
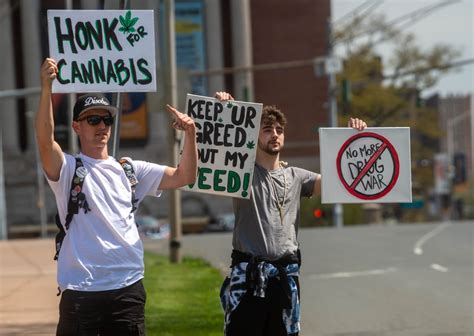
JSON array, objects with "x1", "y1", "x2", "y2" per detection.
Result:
[
  {"x1": 180, "y1": 94, "x2": 262, "y2": 199},
  {"x1": 48, "y1": 10, "x2": 156, "y2": 93},
  {"x1": 319, "y1": 127, "x2": 412, "y2": 203}
]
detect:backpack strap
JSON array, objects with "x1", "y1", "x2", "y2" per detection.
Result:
[
  {"x1": 65, "y1": 157, "x2": 91, "y2": 229},
  {"x1": 119, "y1": 157, "x2": 139, "y2": 215},
  {"x1": 53, "y1": 214, "x2": 66, "y2": 261},
  {"x1": 54, "y1": 157, "x2": 90, "y2": 260}
]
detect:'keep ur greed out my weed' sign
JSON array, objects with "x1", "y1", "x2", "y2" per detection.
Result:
[
  {"x1": 48, "y1": 10, "x2": 156, "y2": 93},
  {"x1": 319, "y1": 127, "x2": 412, "y2": 203},
  {"x1": 180, "y1": 94, "x2": 262, "y2": 199}
]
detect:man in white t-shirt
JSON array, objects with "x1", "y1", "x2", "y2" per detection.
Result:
[{"x1": 36, "y1": 58, "x2": 198, "y2": 335}]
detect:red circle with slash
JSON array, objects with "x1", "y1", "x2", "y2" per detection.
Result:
[{"x1": 336, "y1": 132, "x2": 400, "y2": 200}]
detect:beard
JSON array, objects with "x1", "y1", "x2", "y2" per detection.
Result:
[{"x1": 258, "y1": 140, "x2": 281, "y2": 156}]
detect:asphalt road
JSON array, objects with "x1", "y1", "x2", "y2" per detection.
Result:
[{"x1": 144, "y1": 220, "x2": 474, "y2": 336}]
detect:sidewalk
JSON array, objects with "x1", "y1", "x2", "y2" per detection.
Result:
[{"x1": 0, "y1": 238, "x2": 58, "y2": 336}]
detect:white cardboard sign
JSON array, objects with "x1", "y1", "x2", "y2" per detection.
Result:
[
  {"x1": 48, "y1": 10, "x2": 156, "y2": 93},
  {"x1": 180, "y1": 94, "x2": 262, "y2": 199},
  {"x1": 319, "y1": 127, "x2": 412, "y2": 203}
]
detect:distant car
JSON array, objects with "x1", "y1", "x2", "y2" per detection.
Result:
[
  {"x1": 206, "y1": 212, "x2": 235, "y2": 232},
  {"x1": 136, "y1": 215, "x2": 170, "y2": 239}
]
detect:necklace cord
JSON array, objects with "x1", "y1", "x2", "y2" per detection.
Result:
[{"x1": 268, "y1": 164, "x2": 287, "y2": 224}]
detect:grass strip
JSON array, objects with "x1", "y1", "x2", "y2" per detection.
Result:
[{"x1": 144, "y1": 251, "x2": 224, "y2": 336}]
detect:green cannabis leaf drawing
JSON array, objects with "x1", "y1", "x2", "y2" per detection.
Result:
[
  {"x1": 119, "y1": 11, "x2": 139, "y2": 34},
  {"x1": 246, "y1": 141, "x2": 255, "y2": 149}
]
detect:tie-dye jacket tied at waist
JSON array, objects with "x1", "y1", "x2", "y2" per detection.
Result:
[{"x1": 220, "y1": 250, "x2": 301, "y2": 335}]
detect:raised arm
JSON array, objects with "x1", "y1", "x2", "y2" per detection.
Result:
[
  {"x1": 35, "y1": 58, "x2": 63, "y2": 182},
  {"x1": 312, "y1": 117, "x2": 367, "y2": 196},
  {"x1": 312, "y1": 174, "x2": 322, "y2": 197},
  {"x1": 159, "y1": 104, "x2": 198, "y2": 189}
]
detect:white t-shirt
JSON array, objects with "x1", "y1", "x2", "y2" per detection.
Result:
[{"x1": 47, "y1": 152, "x2": 166, "y2": 292}]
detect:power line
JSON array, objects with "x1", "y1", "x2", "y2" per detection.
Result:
[
  {"x1": 384, "y1": 58, "x2": 474, "y2": 80},
  {"x1": 334, "y1": 0, "x2": 462, "y2": 45},
  {"x1": 189, "y1": 59, "x2": 315, "y2": 77},
  {"x1": 351, "y1": 58, "x2": 474, "y2": 88},
  {"x1": 386, "y1": 0, "x2": 461, "y2": 30},
  {"x1": 188, "y1": 57, "x2": 474, "y2": 79},
  {"x1": 2, "y1": 59, "x2": 472, "y2": 100},
  {"x1": 373, "y1": 0, "x2": 463, "y2": 45},
  {"x1": 332, "y1": 0, "x2": 383, "y2": 27},
  {"x1": 0, "y1": 87, "x2": 40, "y2": 100}
]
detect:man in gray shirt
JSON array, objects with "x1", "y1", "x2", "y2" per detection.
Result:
[{"x1": 216, "y1": 92, "x2": 366, "y2": 336}]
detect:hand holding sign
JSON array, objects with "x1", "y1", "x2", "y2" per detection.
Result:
[
  {"x1": 41, "y1": 58, "x2": 58, "y2": 86},
  {"x1": 347, "y1": 117, "x2": 367, "y2": 131},
  {"x1": 166, "y1": 104, "x2": 196, "y2": 135},
  {"x1": 215, "y1": 91, "x2": 235, "y2": 101}
]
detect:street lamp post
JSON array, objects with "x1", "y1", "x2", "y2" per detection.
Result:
[
  {"x1": 164, "y1": 0, "x2": 182, "y2": 263},
  {"x1": 0, "y1": 130, "x2": 7, "y2": 240},
  {"x1": 327, "y1": 20, "x2": 343, "y2": 228}
]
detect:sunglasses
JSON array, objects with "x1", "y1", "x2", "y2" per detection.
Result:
[{"x1": 78, "y1": 115, "x2": 114, "y2": 126}]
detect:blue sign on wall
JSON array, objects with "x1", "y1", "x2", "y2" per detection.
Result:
[{"x1": 160, "y1": 0, "x2": 208, "y2": 95}]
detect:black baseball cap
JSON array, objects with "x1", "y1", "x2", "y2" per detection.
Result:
[{"x1": 73, "y1": 94, "x2": 117, "y2": 121}]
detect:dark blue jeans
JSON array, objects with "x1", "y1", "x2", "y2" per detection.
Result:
[{"x1": 57, "y1": 279, "x2": 146, "y2": 336}]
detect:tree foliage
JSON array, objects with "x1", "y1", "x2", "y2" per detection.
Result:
[{"x1": 333, "y1": 12, "x2": 460, "y2": 209}]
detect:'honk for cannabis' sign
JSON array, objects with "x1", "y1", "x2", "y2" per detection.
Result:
[
  {"x1": 181, "y1": 94, "x2": 262, "y2": 199},
  {"x1": 48, "y1": 10, "x2": 156, "y2": 93}
]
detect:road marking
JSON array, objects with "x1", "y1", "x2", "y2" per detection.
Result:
[
  {"x1": 413, "y1": 222, "x2": 452, "y2": 255},
  {"x1": 307, "y1": 267, "x2": 397, "y2": 280},
  {"x1": 431, "y1": 264, "x2": 449, "y2": 272}
]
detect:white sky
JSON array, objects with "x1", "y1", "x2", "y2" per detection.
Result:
[{"x1": 331, "y1": 0, "x2": 474, "y2": 97}]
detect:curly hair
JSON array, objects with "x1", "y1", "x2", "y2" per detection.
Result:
[{"x1": 261, "y1": 105, "x2": 287, "y2": 128}]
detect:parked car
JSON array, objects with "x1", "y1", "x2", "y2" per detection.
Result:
[
  {"x1": 206, "y1": 212, "x2": 235, "y2": 232},
  {"x1": 136, "y1": 216, "x2": 170, "y2": 240}
]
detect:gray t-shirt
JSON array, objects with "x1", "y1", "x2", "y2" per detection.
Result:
[{"x1": 232, "y1": 163, "x2": 318, "y2": 260}]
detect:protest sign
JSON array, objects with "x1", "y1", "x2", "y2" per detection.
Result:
[
  {"x1": 180, "y1": 94, "x2": 262, "y2": 199},
  {"x1": 319, "y1": 127, "x2": 412, "y2": 203},
  {"x1": 48, "y1": 10, "x2": 156, "y2": 93}
]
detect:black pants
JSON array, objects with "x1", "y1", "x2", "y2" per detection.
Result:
[
  {"x1": 57, "y1": 280, "x2": 146, "y2": 336},
  {"x1": 227, "y1": 278, "x2": 298, "y2": 336}
]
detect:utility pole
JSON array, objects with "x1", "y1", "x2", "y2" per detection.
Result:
[
  {"x1": 65, "y1": 0, "x2": 78, "y2": 155},
  {"x1": 231, "y1": 0, "x2": 254, "y2": 101},
  {"x1": 164, "y1": 0, "x2": 182, "y2": 263},
  {"x1": 26, "y1": 110, "x2": 48, "y2": 238},
  {"x1": 471, "y1": 92, "x2": 474, "y2": 178},
  {"x1": 0, "y1": 130, "x2": 7, "y2": 240},
  {"x1": 110, "y1": 0, "x2": 130, "y2": 157},
  {"x1": 327, "y1": 20, "x2": 344, "y2": 228}
]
